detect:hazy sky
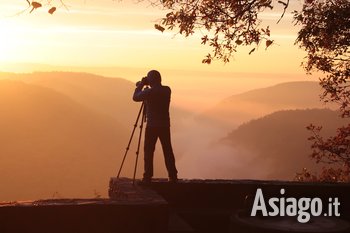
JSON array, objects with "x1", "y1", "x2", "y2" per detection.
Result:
[
  {"x1": 1, "y1": 0, "x2": 306, "y2": 70},
  {"x1": 0, "y1": 0, "x2": 320, "y2": 111}
]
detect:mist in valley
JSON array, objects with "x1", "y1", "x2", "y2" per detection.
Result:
[{"x1": 0, "y1": 71, "x2": 344, "y2": 201}]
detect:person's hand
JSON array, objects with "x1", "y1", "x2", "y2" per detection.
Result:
[
  {"x1": 136, "y1": 81, "x2": 143, "y2": 87},
  {"x1": 136, "y1": 77, "x2": 148, "y2": 87}
]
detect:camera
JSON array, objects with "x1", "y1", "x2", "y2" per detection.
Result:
[
  {"x1": 141, "y1": 77, "x2": 149, "y2": 86},
  {"x1": 136, "y1": 76, "x2": 150, "y2": 87}
]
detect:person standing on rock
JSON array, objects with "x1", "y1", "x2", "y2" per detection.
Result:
[{"x1": 133, "y1": 70, "x2": 178, "y2": 183}]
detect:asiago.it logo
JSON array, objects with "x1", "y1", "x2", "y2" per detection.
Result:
[{"x1": 250, "y1": 188, "x2": 340, "y2": 223}]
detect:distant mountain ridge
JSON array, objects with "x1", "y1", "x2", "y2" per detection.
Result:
[
  {"x1": 0, "y1": 71, "x2": 138, "y2": 126},
  {"x1": 0, "y1": 71, "x2": 190, "y2": 130},
  {"x1": 198, "y1": 81, "x2": 331, "y2": 129},
  {"x1": 224, "y1": 81, "x2": 323, "y2": 106}
]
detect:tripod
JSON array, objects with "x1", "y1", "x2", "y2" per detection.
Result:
[{"x1": 117, "y1": 102, "x2": 146, "y2": 185}]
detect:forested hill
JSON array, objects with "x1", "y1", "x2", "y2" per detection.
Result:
[{"x1": 221, "y1": 108, "x2": 348, "y2": 180}]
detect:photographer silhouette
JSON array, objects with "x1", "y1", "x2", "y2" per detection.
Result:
[{"x1": 133, "y1": 70, "x2": 178, "y2": 183}]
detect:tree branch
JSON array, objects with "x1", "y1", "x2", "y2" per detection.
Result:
[{"x1": 277, "y1": 0, "x2": 289, "y2": 24}]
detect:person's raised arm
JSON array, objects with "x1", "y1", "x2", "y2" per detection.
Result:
[{"x1": 133, "y1": 79, "x2": 150, "y2": 102}]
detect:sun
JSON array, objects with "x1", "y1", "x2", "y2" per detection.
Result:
[{"x1": 0, "y1": 19, "x2": 21, "y2": 63}]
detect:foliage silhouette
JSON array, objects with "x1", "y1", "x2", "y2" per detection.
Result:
[
  {"x1": 145, "y1": 0, "x2": 350, "y2": 182},
  {"x1": 293, "y1": 0, "x2": 350, "y2": 182},
  {"x1": 23, "y1": 0, "x2": 67, "y2": 14}
]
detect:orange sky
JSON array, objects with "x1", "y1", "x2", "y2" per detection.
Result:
[
  {"x1": 0, "y1": 0, "x2": 320, "y2": 111},
  {"x1": 0, "y1": 0, "x2": 307, "y2": 71}
]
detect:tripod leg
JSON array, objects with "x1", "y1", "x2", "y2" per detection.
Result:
[
  {"x1": 117, "y1": 102, "x2": 144, "y2": 179},
  {"x1": 132, "y1": 108, "x2": 146, "y2": 185}
]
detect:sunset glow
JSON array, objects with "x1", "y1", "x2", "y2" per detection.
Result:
[
  {"x1": 1, "y1": 0, "x2": 347, "y2": 204},
  {"x1": 0, "y1": 0, "x2": 319, "y2": 111},
  {"x1": 0, "y1": 1, "x2": 306, "y2": 69}
]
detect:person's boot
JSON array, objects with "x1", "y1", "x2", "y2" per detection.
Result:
[
  {"x1": 138, "y1": 177, "x2": 152, "y2": 186},
  {"x1": 168, "y1": 176, "x2": 178, "y2": 183}
]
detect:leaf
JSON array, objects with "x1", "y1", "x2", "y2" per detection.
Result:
[
  {"x1": 235, "y1": 39, "x2": 243, "y2": 45},
  {"x1": 266, "y1": 40, "x2": 273, "y2": 49},
  {"x1": 154, "y1": 24, "x2": 165, "y2": 33},
  {"x1": 31, "y1": 2, "x2": 42, "y2": 9},
  {"x1": 202, "y1": 58, "x2": 211, "y2": 64},
  {"x1": 248, "y1": 48, "x2": 256, "y2": 55},
  {"x1": 30, "y1": 1, "x2": 42, "y2": 13},
  {"x1": 202, "y1": 54, "x2": 212, "y2": 64},
  {"x1": 48, "y1": 7, "x2": 56, "y2": 14},
  {"x1": 201, "y1": 35, "x2": 208, "y2": 45}
]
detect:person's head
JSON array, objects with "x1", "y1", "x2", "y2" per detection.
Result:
[{"x1": 147, "y1": 70, "x2": 162, "y2": 86}]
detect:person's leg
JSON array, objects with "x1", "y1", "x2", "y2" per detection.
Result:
[
  {"x1": 143, "y1": 127, "x2": 158, "y2": 180},
  {"x1": 159, "y1": 127, "x2": 178, "y2": 180}
]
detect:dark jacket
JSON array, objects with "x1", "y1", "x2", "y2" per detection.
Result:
[{"x1": 133, "y1": 84, "x2": 171, "y2": 127}]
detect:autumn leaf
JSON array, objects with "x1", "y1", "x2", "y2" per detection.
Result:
[
  {"x1": 31, "y1": 2, "x2": 42, "y2": 9},
  {"x1": 202, "y1": 58, "x2": 211, "y2": 64},
  {"x1": 154, "y1": 24, "x2": 165, "y2": 33},
  {"x1": 30, "y1": 1, "x2": 42, "y2": 13},
  {"x1": 266, "y1": 40, "x2": 273, "y2": 49},
  {"x1": 48, "y1": 7, "x2": 56, "y2": 15},
  {"x1": 202, "y1": 54, "x2": 212, "y2": 64},
  {"x1": 249, "y1": 48, "x2": 256, "y2": 55},
  {"x1": 235, "y1": 39, "x2": 243, "y2": 45},
  {"x1": 201, "y1": 35, "x2": 208, "y2": 45}
]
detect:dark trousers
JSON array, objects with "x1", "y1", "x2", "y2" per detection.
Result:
[{"x1": 144, "y1": 126, "x2": 178, "y2": 179}]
